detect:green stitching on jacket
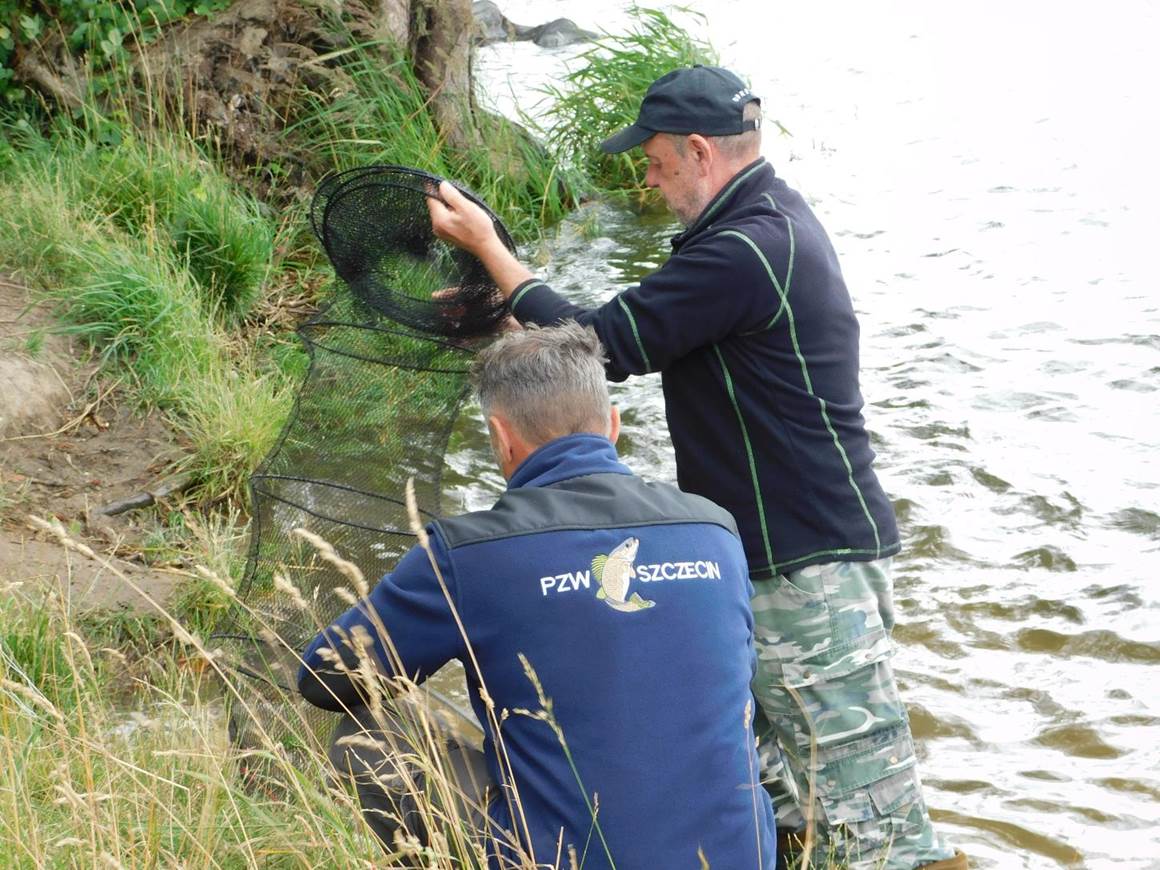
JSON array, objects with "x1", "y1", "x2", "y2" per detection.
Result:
[
  {"x1": 760, "y1": 193, "x2": 794, "y2": 330},
  {"x1": 713, "y1": 344, "x2": 775, "y2": 572},
  {"x1": 691, "y1": 161, "x2": 766, "y2": 232},
  {"x1": 719, "y1": 228, "x2": 790, "y2": 331},
  {"x1": 719, "y1": 228, "x2": 883, "y2": 557},
  {"x1": 616, "y1": 295, "x2": 652, "y2": 371},
  {"x1": 509, "y1": 280, "x2": 547, "y2": 311}
]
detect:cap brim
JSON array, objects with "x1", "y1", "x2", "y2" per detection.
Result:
[{"x1": 599, "y1": 123, "x2": 654, "y2": 154}]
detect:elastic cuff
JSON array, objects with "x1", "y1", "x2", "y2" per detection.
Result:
[{"x1": 508, "y1": 279, "x2": 548, "y2": 314}]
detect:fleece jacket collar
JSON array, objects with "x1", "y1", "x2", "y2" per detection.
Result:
[
  {"x1": 506, "y1": 433, "x2": 633, "y2": 491},
  {"x1": 671, "y1": 157, "x2": 772, "y2": 250}
]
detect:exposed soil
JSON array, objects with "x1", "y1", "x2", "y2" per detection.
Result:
[
  {"x1": 0, "y1": 275, "x2": 186, "y2": 612},
  {"x1": 136, "y1": 0, "x2": 407, "y2": 197}
]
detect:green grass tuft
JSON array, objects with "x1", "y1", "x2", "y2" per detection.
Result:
[
  {"x1": 541, "y1": 6, "x2": 717, "y2": 193},
  {"x1": 286, "y1": 43, "x2": 578, "y2": 240},
  {"x1": 57, "y1": 132, "x2": 272, "y2": 324},
  {"x1": 0, "y1": 143, "x2": 289, "y2": 504}
]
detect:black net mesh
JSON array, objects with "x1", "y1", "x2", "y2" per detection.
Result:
[{"x1": 218, "y1": 166, "x2": 514, "y2": 748}]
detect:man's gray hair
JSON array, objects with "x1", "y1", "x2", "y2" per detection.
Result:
[
  {"x1": 668, "y1": 101, "x2": 762, "y2": 162},
  {"x1": 471, "y1": 321, "x2": 611, "y2": 445}
]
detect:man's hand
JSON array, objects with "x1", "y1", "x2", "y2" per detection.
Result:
[
  {"x1": 427, "y1": 181, "x2": 500, "y2": 257},
  {"x1": 426, "y1": 179, "x2": 535, "y2": 302}
]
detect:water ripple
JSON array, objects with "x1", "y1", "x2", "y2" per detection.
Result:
[
  {"x1": 1011, "y1": 545, "x2": 1078, "y2": 572},
  {"x1": 1015, "y1": 628, "x2": 1160, "y2": 664},
  {"x1": 1107, "y1": 507, "x2": 1160, "y2": 538},
  {"x1": 1032, "y1": 724, "x2": 1124, "y2": 759}
]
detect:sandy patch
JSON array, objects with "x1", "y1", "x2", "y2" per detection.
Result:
[{"x1": 0, "y1": 275, "x2": 187, "y2": 612}]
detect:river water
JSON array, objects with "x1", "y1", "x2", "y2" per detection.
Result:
[{"x1": 443, "y1": 2, "x2": 1160, "y2": 867}]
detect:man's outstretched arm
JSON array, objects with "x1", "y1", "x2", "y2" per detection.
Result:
[{"x1": 428, "y1": 181, "x2": 762, "y2": 379}]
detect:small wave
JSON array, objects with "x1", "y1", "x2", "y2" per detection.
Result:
[
  {"x1": 992, "y1": 492, "x2": 1085, "y2": 529},
  {"x1": 907, "y1": 523, "x2": 974, "y2": 561},
  {"x1": 907, "y1": 702, "x2": 980, "y2": 741},
  {"x1": 1083, "y1": 583, "x2": 1145, "y2": 608},
  {"x1": 934, "y1": 809, "x2": 1083, "y2": 864},
  {"x1": 1015, "y1": 628, "x2": 1160, "y2": 664},
  {"x1": 1108, "y1": 378, "x2": 1157, "y2": 393},
  {"x1": 959, "y1": 598, "x2": 1084, "y2": 625},
  {"x1": 1019, "y1": 769, "x2": 1070, "y2": 782},
  {"x1": 970, "y1": 467, "x2": 1013, "y2": 493},
  {"x1": 1069, "y1": 333, "x2": 1160, "y2": 350},
  {"x1": 870, "y1": 394, "x2": 931, "y2": 410},
  {"x1": 1107, "y1": 507, "x2": 1160, "y2": 538},
  {"x1": 1011, "y1": 545, "x2": 1077, "y2": 572},
  {"x1": 905, "y1": 421, "x2": 972, "y2": 442},
  {"x1": 1033, "y1": 723, "x2": 1124, "y2": 759},
  {"x1": 1097, "y1": 777, "x2": 1160, "y2": 802}
]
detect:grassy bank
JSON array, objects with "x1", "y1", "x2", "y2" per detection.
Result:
[{"x1": 0, "y1": 125, "x2": 289, "y2": 499}]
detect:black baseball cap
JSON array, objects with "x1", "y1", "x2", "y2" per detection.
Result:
[{"x1": 600, "y1": 65, "x2": 761, "y2": 154}]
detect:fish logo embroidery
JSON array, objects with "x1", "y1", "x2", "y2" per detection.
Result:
[{"x1": 591, "y1": 537, "x2": 655, "y2": 612}]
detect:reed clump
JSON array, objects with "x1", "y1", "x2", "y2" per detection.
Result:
[
  {"x1": 541, "y1": 6, "x2": 717, "y2": 194},
  {"x1": 286, "y1": 41, "x2": 577, "y2": 241}
]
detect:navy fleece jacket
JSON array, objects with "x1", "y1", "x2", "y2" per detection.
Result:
[{"x1": 508, "y1": 159, "x2": 900, "y2": 577}]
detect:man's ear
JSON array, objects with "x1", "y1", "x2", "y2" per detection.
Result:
[
  {"x1": 488, "y1": 414, "x2": 515, "y2": 465},
  {"x1": 608, "y1": 405, "x2": 621, "y2": 445},
  {"x1": 687, "y1": 134, "x2": 713, "y2": 173}
]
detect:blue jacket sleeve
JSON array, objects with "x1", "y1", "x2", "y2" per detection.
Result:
[
  {"x1": 508, "y1": 231, "x2": 770, "y2": 381},
  {"x1": 297, "y1": 529, "x2": 465, "y2": 712}
]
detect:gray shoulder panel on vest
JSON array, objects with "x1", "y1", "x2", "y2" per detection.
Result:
[{"x1": 434, "y1": 473, "x2": 739, "y2": 549}]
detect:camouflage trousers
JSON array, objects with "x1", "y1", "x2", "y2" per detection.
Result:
[{"x1": 750, "y1": 558, "x2": 955, "y2": 869}]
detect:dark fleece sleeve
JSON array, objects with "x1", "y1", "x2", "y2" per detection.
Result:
[
  {"x1": 508, "y1": 231, "x2": 766, "y2": 381},
  {"x1": 297, "y1": 529, "x2": 464, "y2": 712}
]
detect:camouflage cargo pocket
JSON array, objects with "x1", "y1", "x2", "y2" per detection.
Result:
[
  {"x1": 816, "y1": 731, "x2": 925, "y2": 864},
  {"x1": 752, "y1": 561, "x2": 895, "y2": 683},
  {"x1": 751, "y1": 569, "x2": 829, "y2": 673},
  {"x1": 779, "y1": 638, "x2": 902, "y2": 752}
]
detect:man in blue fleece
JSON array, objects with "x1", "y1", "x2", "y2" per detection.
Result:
[
  {"x1": 427, "y1": 66, "x2": 964, "y2": 870},
  {"x1": 299, "y1": 322, "x2": 776, "y2": 868}
]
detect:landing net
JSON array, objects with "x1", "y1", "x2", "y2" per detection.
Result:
[{"x1": 218, "y1": 166, "x2": 514, "y2": 748}]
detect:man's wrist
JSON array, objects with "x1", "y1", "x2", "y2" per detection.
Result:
[{"x1": 478, "y1": 237, "x2": 531, "y2": 298}]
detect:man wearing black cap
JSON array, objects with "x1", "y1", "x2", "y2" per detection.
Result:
[{"x1": 428, "y1": 65, "x2": 965, "y2": 870}]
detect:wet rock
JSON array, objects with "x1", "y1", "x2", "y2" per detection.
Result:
[
  {"x1": 473, "y1": 0, "x2": 532, "y2": 42},
  {"x1": 530, "y1": 18, "x2": 597, "y2": 48},
  {"x1": 472, "y1": 1, "x2": 595, "y2": 47}
]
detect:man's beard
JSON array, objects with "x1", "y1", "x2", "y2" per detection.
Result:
[{"x1": 667, "y1": 190, "x2": 707, "y2": 227}]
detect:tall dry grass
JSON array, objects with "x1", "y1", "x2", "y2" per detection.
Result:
[{"x1": 0, "y1": 506, "x2": 553, "y2": 869}]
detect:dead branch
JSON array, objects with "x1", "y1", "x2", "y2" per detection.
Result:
[{"x1": 95, "y1": 473, "x2": 194, "y2": 517}]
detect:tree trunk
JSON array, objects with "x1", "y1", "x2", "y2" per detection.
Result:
[
  {"x1": 376, "y1": 0, "x2": 412, "y2": 46},
  {"x1": 409, "y1": 0, "x2": 481, "y2": 152}
]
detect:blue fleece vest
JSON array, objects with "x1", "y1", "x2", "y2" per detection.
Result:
[{"x1": 300, "y1": 434, "x2": 777, "y2": 869}]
